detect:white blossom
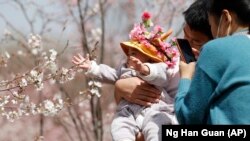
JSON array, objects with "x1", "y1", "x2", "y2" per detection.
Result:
[
  {"x1": 31, "y1": 49, "x2": 38, "y2": 55},
  {"x1": 17, "y1": 50, "x2": 23, "y2": 55},
  {"x1": 30, "y1": 103, "x2": 38, "y2": 115},
  {"x1": 88, "y1": 80, "x2": 93, "y2": 86},
  {"x1": 93, "y1": 4, "x2": 99, "y2": 14},
  {"x1": 36, "y1": 83, "x2": 44, "y2": 91},
  {"x1": 30, "y1": 70, "x2": 38, "y2": 78},
  {"x1": 5, "y1": 52, "x2": 10, "y2": 59},
  {"x1": 28, "y1": 70, "x2": 44, "y2": 90},
  {"x1": 28, "y1": 34, "x2": 41, "y2": 48},
  {"x1": 59, "y1": 68, "x2": 75, "y2": 83},
  {"x1": 90, "y1": 88, "x2": 101, "y2": 97},
  {"x1": 53, "y1": 93, "x2": 62, "y2": 100},
  {"x1": 28, "y1": 34, "x2": 42, "y2": 55},
  {"x1": 11, "y1": 99, "x2": 18, "y2": 104},
  {"x1": 49, "y1": 79, "x2": 56, "y2": 84},
  {"x1": 62, "y1": 67, "x2": 68, "y2": 75},
  {"x1": 49, "y1": 49, "x2": 57, "y2": 61},
  {"x1": 44, "y1": 100, "x2": 54, "y2": 110},
  {"x1": 94, "y1": 81, "x2": 102, "y2": 88},
  {"x1": 42, "y1": 100, "x2": 62, "y2": 116},
  {"x1": 0, "y1": 96, "x2": 10, "y2": 107},
  {"x1": 4, "y1": 111, "x2": 19, "y2": 122},
  {"x1": 4, "y1": 29, "x2": 11, "y2": 37},
  {"x1": 91, "y1": 28, "x2": 102, "y2": 41},
  {"x1": 55, "y1": 99, "x2": 64, "y2": 110},
  {"x1": 47, "y1": 61, "x2": 57, "y2": 74},
  {"x1": 19, "y1": 78, "x2": 28, "y2": 88},
  {"x1": 24, "y1": 96, "x2": 30, "y2": 103}
]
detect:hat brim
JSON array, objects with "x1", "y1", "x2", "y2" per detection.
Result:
[{"x1": 120, "y1": 41, "x2": 165, "y2": 63}]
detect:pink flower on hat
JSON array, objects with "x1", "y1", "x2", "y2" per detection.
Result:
[
  {"x1": 141, "y1": 11, "x2": 153, "y2": 28},
  {"x1": 153, "y1": 25, "x2": 163, "y2": 33},
  {"x1": 129, "y1": 24, "x2": 146, "y2": 41},
  {"x1": 141, "y1": 11, "x2": 151, "y2": 22},
  {"x1": 126, "y1": 11, "x2": 179, "y2": 68}
]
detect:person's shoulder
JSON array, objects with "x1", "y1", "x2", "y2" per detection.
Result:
[
  {"x1": 198, "y1": 38, "x2": 222, "y2": 58},
  {"x1": 198, "y1": 35, "x2": 250, "y2": 65},
  {"x1": 203, "y1": 36, "x2": 228, "y2": 49},
  {"x1": 201, "y1": 35, "x2": 247, "y2": 54}
]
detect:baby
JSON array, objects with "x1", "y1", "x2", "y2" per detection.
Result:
[{"x1": 72, "y1": 12, "x2": 180, "y2": 141}]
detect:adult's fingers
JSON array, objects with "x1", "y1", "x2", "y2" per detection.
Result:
[
  {"x1": 132, "y1": 98, "x2": 152, "y2": 107},
  {"x1": 134, "y1": 93, "x2": 159, "y2": 103},
  {"x1": 138, "y1": 83, "x2": 161, "y2": 97},
  {"x1": 136, "y1": 132, "x2": 144, "y2": 141},
  {"x1": 192, "y1": 48, "x2": 200, "y2": 59},
  {"x1": 136, "y1": 87, "x2": 161, "y2": 99}
]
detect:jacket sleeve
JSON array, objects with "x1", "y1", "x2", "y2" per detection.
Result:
[
  {"x1": 174, "y1": 65, "x2": 215, "y2": 124},
  {"x1": 137, "y1": 63, "x2": 170, "y2": 87},
  {"x1": 85, "y1": 61, "x2": 119, "y2": 84}
]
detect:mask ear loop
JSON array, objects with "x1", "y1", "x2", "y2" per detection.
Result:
[
  {"x1": 226, "y1": 13, "x2": 232, "y2": 36},
  {"x1": 248, "y1": 25, "x2": 250, "y2": 34},
  {"x1": 216, "y1": 15, "x2": 223, "y2": 38},
  {"x1": 227, "y1": 24, "x2": 232, "y2": 36}
]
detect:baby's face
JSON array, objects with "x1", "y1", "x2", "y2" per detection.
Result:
[{"x1": 128, "y1": 48, "x2": 149, "y2": 63}]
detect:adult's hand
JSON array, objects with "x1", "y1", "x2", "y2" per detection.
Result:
[
  {"x1": 192, "y1": 48, "x2": 200, "y2": 59},
  {"x1": 136, "y1": 132, "x2": 144, "y2": 141},
  {"x1": 114, "y1": 77, "x2": 161, "y2": 106},
  {"x1": 179, "y1": 61, "x2": 196, "y2": 79}
]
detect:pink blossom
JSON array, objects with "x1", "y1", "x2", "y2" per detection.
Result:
[
  {"x1": 127, "y1": 12, "x2": 180, "y2": 69},
  {"x1": 165, "y1": 42, "x2": 171, "y2": 48},
  {"x1": 157, "y1": 52, "x2": 162, "y2": 57},
  {"x1": 129, "y1": 24, "x2": 146, "y2": 41},
  {"x1": 171, "y1": 49, "x2": 178, "y2": 56},
  {"x1": 171, "y1": 37, "x2": 177, "y2": 42},
  {"x1": 153, "y1": 25, "x2": 163, "y2": 33},
  {"x1": 141, "y1": 40, "x2": 151, "y2": 48},
  {"x1": 159, "y1": 42, "x2": 166, "y2": 50},
  {"x1": 166, "y1": 61, "x2": 175, "y2": 68},
  {"x1": 141, "y1": 11, "x2": 151, "y2": 21}
]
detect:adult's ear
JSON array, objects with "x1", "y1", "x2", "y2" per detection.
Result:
[
  {"x1": 220, "y1": 9, "x2": 232, "y2": 35},
  {"x1": 222, "y1": 9, "x2": 232, "y2": 24}
]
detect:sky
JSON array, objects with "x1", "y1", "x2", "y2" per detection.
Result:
[{"x1": 0, "y1": 0, "x2": 69, "y2": 39}]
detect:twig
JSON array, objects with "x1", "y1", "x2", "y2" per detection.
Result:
[
  {"x1": 98, "y1": 0, "x2": 105, "y2": 64},
  {"x1": 67, "y1": 107, "x2": 83, "y2": 141},
  {"x1": 77, "y1": 0, "x2": 90, "y2": 54},
  {"x1": 13, "y1": 0, "x2": 34, "y2": 33},
  {"x1": 39, "y1": 91, "x2": 44, "y2": 138},
  {"x1": 57, "y1": 40, "x2": 69, "y2": 58},
  {"x1": 0, "y1": 13, "x2": 27, "y2": 41},
  {"x1": 57, "y1": 82, "x2": 91, "y2": 141},
  {"x1": 56, "y1": 117, "x2": 75, "y2": 141}
]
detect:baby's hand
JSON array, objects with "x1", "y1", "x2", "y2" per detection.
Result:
[
  {"x1": 129, "y1": 56, "x2": 149, "y2": 75},
  {"x1": 72, "y1": 53, "x2": 91, "y2": 70}
]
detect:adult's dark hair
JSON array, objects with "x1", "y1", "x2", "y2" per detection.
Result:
[
  {"x1": 208, "y1": 0, "x2": 250, "y2": 34},
  {"x1": 183, "y1": 0, "x2": 213, "y2": 39}
]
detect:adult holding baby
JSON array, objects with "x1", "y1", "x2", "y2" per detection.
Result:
[{"x1": 175, "y1": 0, "x2": 250, "y2": 124}]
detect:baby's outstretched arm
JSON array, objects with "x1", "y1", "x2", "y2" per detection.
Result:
[
  {"x1": 129, "y1": 56, "x2": 150, "y2": 75},
  {"x1": 72, "y1": 53, "x2": 91, "y2": 70}
]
